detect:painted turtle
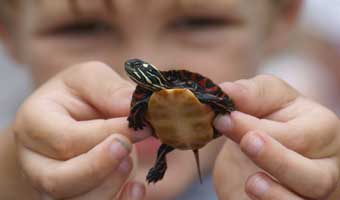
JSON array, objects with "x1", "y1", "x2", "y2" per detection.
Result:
[{"x1": 125, "y1": 59, "x2": 235, "y2": 184}]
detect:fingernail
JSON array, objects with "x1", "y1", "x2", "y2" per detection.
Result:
[
  {"x1": 247, "y1": 175, "x2": 269, "y2": 198},
  {"x1": 111, "y1": 136, "x2": 131, "y2": 160},
  {"x1": 130, "y1": 182, "x2": 145, "y2": 200},
  {"x1": 118, "y1": 157, "x2": 132, "y2": 174},
  {"x1": 214, "y1": 114, "x2": 233, "y2": 134}
]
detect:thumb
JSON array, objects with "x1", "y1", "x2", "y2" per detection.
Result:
[
  {"x1": 19, "y1": 134, "x2": 133, "y2": 199},
  {"x1": 118, "y1": 182, "x2": 146, "y2": 200}
]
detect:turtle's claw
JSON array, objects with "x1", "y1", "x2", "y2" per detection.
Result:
[
  {"x1": 146, "y1": 166, "x2": 166, "y2": 184},
  {"x1": 127, "y1": 115, "x2": 146, "y2": 131}
]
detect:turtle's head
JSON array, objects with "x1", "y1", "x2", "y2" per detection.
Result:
[{"x1": 125, "y1": 59, "x2": 169, "y2": 91}]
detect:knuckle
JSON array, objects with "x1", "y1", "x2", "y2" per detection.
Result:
[
  {"x1": 255, "y1": 74, "x2": 279, "y2": 82},
  {"x1": 105, "y1": 76, "x2": 130, "y2": 93},
  {"x1": 85, "y1": 162, "x2": 102, "y2": 182},
  {"x1": 15, "y1": 103, "x2": 78, "y2": 160},
  {"x1": 72, "y1": 61, "x2": 111, "y2": 75},
  {"x1": 103, "y1": 83, "x2": 133, "y2": 117},
  {"x1": 48, "y1": 133, "x2": 75, "y2": 160},
  {"x1": 40, "y1": 171, "x2": 63, "y2": 199},
  {"x1": 63, "y1": 61, "x2": 113, "y2": 84},
  {"x1": 311, "y1": 109, "x2": 340, "y2": 156},
  {"x1": 254, "y1": 74, "x2": 297, "y2": 95},
  {"x1": 13, "y1": 108, "x2": 26, "y2": 139},
  {"x1": 285, "y1": 131, "x2": 311, "y2": 155},
  {"x1": 272, "y1": 156, "x2": 289, "y2": 178},
  {"x1": 257, "y1": 74, "x2": 289, "y2": 85},
  {"x1": 13, "y1": 100, "x2": 41, "y2": 141},
  {"x1": 254, "y1": 74, "x2": 284, "y2": 87},
  {"x1": 323, "y1": 110, "x2": 339, "y2": 133},
  {"x1": 311, "y1": 172, "x2": 337, "y2": 199}
]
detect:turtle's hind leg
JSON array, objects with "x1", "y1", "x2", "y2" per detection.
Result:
[
  {"x1": 147, "y1": 144, "x2": 174, "y2": 184},
  {"x1": 195, "y1": 93, "x2": 235, "y2": 114}
]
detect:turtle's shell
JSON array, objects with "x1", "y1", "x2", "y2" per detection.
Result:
[{"x1": 146, "y1": 88, "x2": 215, "y2": 150}]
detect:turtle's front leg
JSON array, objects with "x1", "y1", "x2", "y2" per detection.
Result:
[
  {"x1": 128, "y1": 86, "x2": 152, "y2": 130},
  {"x1": 128, "y1": 100, "x2": 148, "y2": 130},
  {"x1": 147, "y1": 144, "x2": 174, "y2": 183}
]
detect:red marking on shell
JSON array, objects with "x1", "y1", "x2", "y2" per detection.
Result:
[
  {"x1": 205, "y1": 86, "x2": 218, "y2": 93},
  {"x1": 199, "y1": 78, "x2": 208, "y2": 87}
]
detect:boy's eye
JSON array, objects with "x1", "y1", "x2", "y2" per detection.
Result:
[
  {"x1": 170, "y1": 16, "x2": 236, "y2": 31},
  {"x1": 50, "y1": 21, "x2": 113, "y2": 37}
]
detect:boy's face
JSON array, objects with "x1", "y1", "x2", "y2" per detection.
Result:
[
  {"x1": 3, "y1": 1, "x2": 299, "y2": 198},
  {"x1": 13, "y1": 0, "x2": 278, "y2": 85}
]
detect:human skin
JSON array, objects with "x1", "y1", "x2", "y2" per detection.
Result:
[
  {"x1": 213, "y1": 76, "x2": 340, "y2": 199},
  {"x1": 1, "y1": 0, "x2": 277, "y2": 199},
  {"x1": 1, "y1": 0, "x2": 340, "y2": 199}
]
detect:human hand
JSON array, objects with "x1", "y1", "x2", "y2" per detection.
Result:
[
  {"x1": 13, "y1": 62, "x2": 151, "y2": 199},
  {"x1": 213, "y1": 75, "x2": 340, "y2": 200}
]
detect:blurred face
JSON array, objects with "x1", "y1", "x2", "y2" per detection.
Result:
[
  {"x1": 13, "y1": 0, "x2": 277, "y2": 86},
  {"x1": 5, "y1": 0, "x2": 289, "y2": 199}
]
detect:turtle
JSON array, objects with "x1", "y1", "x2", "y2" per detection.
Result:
[{"x1": 125, "y1": 58, "x2": 235, "y2": 184}]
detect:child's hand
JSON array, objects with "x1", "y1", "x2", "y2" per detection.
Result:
[
  {"x1": 13, "y1": 62, "x2": 150, "y2": 199},
  {"x1": 213, "y1": 75, "x2": 340, "y2": 200}
]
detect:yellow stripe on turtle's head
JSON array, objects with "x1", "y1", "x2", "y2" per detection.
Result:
[{"x1": 125, "y1": 59, "x2": 169, "y2": 91}]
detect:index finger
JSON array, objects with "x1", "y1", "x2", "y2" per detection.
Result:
[
  {"x1": 219, "y1": 74, "x2": 300, "y2": 117},
  {"x1": 215, "y1": 75, "x2": 339, "y2": 157},
  {"x1": 214, "y1": 74, "x2": 300, "y2": 143},
  {"x1": 60, "y1": 61, "x2": 133, "y2": 118}
]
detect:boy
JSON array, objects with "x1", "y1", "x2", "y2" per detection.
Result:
[{"x1": 0, "y1": 0, "x2": 339, "y2": 199}]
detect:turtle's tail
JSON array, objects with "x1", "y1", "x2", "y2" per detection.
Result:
[{"x1": 193, "y1": 149, "x2": 203, "y2": 184}]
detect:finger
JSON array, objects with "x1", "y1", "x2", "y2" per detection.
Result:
[
  {"x1": 16, "y1": 113, "x2": 151, "y2": 159},
  {"x1": 40, "y1": 157, "x2": 133, "y2": 200},
  {"x1": 219, "y1": 75, "x2": 300, "y2": 117},
  {"x1": 60, "y1": 61, "x2": 133, "y2": 117},
  {"x1": 214, "y1": 103, "x2": 340, "y2": 158},
  {"x1": 18, "y1": 134, "x2": 133, "y2": 199},
  {"x1": 240, "y1": 131, "x2": 338, "y2": 199},
  {"x1": 245, "y1": 173, "x2": 305, "y2": 200},
  {"x1": 214, "y1": 74, "x2": 301, "y2": 147},
  {"x1": 15, "y1": 62, "x2": 151, "y2": 160},
  {"x1": 118, "y1": 182, "x2": 146, "y2": 200},
  {"x1": 70, "y1": 157, "x2": 133, "y2": 200}
]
